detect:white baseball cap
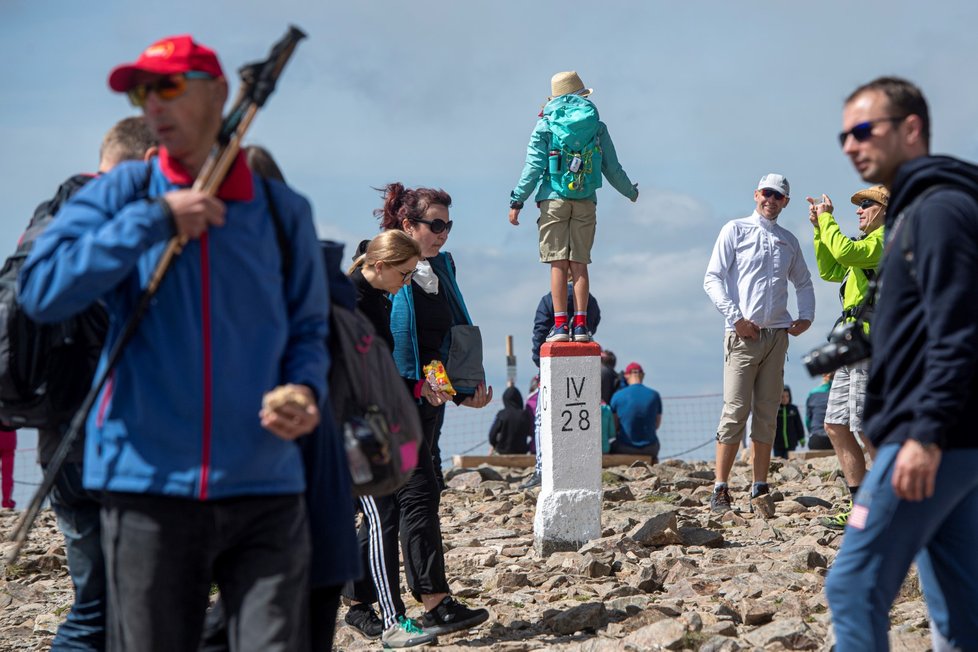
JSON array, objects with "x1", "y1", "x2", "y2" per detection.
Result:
[{"x1": 757, "y1": 173, "x2": 790, "y2": 197}]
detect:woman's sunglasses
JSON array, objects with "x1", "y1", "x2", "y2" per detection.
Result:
[
  {"x1": 389, "y1": 263, "x2": 417, "y2": 283},
  {"x1": 411, "y1": 218, "x2": 453, "y2": 234},
  {"x1": 127, "y1": 72, "x2": 215, "y2": 108}
]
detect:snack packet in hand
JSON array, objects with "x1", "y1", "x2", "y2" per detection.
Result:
[{"x1": 423, "y1": 360, "x2": 456, "y2": 396}]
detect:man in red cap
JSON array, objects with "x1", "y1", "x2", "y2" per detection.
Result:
[
  {"x1": 20, "y1": 35, "x2": 330, "y2": 651},
  {"x1": 609, "y1": 362, "x2": 663, "y2": 461}
]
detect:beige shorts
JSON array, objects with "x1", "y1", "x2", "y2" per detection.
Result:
[
  {"x1": 716, "y1": 329, "x2": 789, "y2": 446},
  {"x1": 537, "y1": 198, "x2": 597, "y2": 264}
]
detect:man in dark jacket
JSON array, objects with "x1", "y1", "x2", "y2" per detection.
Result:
[
  {"x1": 488, "y1": 386, "x2": 533, "y2": 454},
  {"x1": 825, "y1": 77, "x2": 978, "y2": 652}
]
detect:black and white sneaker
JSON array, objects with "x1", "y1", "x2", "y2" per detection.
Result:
[
  {"x1": 345, "y1": 603, "x2": 384, "y2": 639},
  {"x1": 421, "y1": 597, "x2": 489, "y2": 636}
]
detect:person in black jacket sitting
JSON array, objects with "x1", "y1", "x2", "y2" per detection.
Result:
[{"x1": 488, "y1": 387, "x2": 534, "y2": 454}]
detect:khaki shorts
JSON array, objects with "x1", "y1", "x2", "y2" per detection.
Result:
[
  {"x1": 716, "y1": 329, "x2": 789, "y2": 446},
  {"x1": 537, "y1": 198, "x2": 597, "y2": 264}
]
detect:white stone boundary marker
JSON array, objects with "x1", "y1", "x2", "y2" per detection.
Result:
[{"x1": 534, "y1": 341, "x2": 601, "y2": 556}]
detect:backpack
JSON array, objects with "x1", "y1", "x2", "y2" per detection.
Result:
[
  {"x1": 318, "y1": 241, "x2": 422, "y2": 497},
  {"x1": 544, "y1": 94, "x2": 603, "y2": 199},
  {"x1": 0, "y1": 175, "x2": 107, "y2": 429}
]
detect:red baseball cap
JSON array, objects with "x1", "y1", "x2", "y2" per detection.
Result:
[
  {"x1": 108, "y1": 35, "x2": 224, "y2": 92},
  {"x1": 625, "y1": 362, "x2": 643, "y2": 375}
]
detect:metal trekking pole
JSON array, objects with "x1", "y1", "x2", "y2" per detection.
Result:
[{"x1": 5, "y1": 25, "x2": 307, "y2": 564}]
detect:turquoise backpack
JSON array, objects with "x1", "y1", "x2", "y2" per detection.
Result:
[{"x1": 544, "y1": 94, "x2": 603, "y2": 199}]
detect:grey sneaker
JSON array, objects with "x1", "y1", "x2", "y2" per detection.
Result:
[
  {"x1": 382, "y1": 615, "x2": 437, "y2": 649},
  {"x1": 520, "y1": 472, "x2": 541, "y2": 490},
  {"x1": 710, "y1": 485, "x2": 732, "y2": 512}
]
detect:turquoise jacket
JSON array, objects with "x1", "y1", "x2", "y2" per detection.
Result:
[
  {"x1": 389, "y1": 252, "x2": 476, "y2": 394},
  {"x1": 510, "y1": 105, "x2": 638, "y2": 205}
]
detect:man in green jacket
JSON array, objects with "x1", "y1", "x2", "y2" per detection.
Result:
[
  {"x1": 807, "y1": 185, "x2": 887, "y2": 528},
  {"x1": 508, "y1": 71, "x2": 638, "y2": 343}
]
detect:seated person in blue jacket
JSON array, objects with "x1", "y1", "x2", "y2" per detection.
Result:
[{"x1": 609, "y1": 362, "x2": 663, "y2": 460}]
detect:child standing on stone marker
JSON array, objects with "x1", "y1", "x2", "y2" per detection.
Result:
[{"x1": 508, "y1": 71, "x2": 638, "y2": 344}]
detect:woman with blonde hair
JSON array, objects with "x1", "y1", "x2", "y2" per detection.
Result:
[{"x1": 343, "y1": 230, "x2": 438, "y2": 648}]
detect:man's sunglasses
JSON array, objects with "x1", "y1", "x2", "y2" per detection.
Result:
[
  {"x1": 760, "y1": 188, "x2": 786, "y2": 201},
  {"x1": 858, "y1": 199, "x2": 880, "y2": 210},
  {"x1": 411, "y1": 218, "x2": 453, "y2": 234},
  {"x1": 127, "y1": 72, "x2": 215, "y2": 108},
  {"x1": 837, "y1": 116, "x2": 906, "y2": 148}
]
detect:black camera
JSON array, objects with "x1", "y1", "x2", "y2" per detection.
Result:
[{"x1": 802, "y1": 320, "x2": 872, "y2": 376}]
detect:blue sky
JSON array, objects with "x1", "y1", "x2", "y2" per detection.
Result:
[{"x1": 3, "y1": 1, "x2": 978, "y2": 401}]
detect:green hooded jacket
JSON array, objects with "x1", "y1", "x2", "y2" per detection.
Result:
[{"x1": 812, "y1": 211, "x2": 884, "y2": 330}]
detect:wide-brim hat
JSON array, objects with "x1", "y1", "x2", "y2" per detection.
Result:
[
  {"x1": 550, "y1": 71, "x2": 593, "y2": 100},
  {"x1": 850, "y1": 184, "x2": 889, "y2": 207},
  {"x1": 109, "y1": 35, "x2": 224, "y2": 92}
]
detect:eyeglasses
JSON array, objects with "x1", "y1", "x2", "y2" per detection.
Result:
[
  {"x1": 858, "y1": 199, "x2": 880, "y2": 210},
  {"x1": 389, "y1": 263, "x2": 417, "y2": 283},
  {"x1": 837, "y1": 116, "x2": 906, "y2": 147},
  {"x1": 411, "y1": 218, "x2": 453, "y2": 234},
  {"x1": 760, "y1": 188, "x2": 786, "y2": 201},
  {"x1": 127, "y1": 72, "x2": 215, "y2": 108}
]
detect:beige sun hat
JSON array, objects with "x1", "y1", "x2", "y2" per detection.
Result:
[
  {"x1": 850, "y1": 185, "x2": 889, "y2": 207},
  {"x1": 550, "y1": 71, "x2": 593, "y2": 100}
]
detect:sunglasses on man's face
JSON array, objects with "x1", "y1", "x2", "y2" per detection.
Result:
[
  {"x1": 412, "y1": 218, "x2": 453, "y2": 234},
  {"x1": 837, "y1": 116, "x2": 906, "y2": 148},
  {"x1": 858, "y1": 199, "x2": 880, "y2": 210},
  {"x1": 760, "y1": 188, "x2": 785, "y2": 201},
  {"x1": 127, "y1": 71, "x2": 215, "y2": 108}
]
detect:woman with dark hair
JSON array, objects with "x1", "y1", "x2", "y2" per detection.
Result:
[{"x1": 378, "y1": 182, "x2": 492, "y2": 636}]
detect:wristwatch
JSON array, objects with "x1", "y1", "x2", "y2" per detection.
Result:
[{"x1": 509, "y1": 199, "x2": 524, "y2": 210}]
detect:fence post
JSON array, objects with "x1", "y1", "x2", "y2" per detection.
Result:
[{"x1": 534, "y1": 341, "x2": 601, "y2": 555}]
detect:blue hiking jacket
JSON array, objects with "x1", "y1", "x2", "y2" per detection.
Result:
[
  {"x1": 389, "y1": 252, "x2": 475, "y2": 393},
  {"x1": 510, "y1": 103, "x2": 638, "y2": 205},
  {"x1": 18, "y1": 159, "x2": 330, "y2": 499}
]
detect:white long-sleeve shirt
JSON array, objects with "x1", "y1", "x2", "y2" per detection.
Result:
[{"x1": 704, "y1": 211, "x2": 815, "y2": 331}]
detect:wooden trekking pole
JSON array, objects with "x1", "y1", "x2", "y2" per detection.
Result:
[{"x1": 5, "y1": 26, "x2": 307, "y2": 564}]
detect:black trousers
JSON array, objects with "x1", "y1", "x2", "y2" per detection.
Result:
[
  {"x1": 399, "y1": 401, "x2": 450, "y2": 601},
  {"x1": 345, "y1": 494, "x2": 406, "y2": 628},
  {"x1": 102, "y1": 492, "x2": 310, "y2": 652},
  {"x1": 200, "y1": 584, "x2": 341, "y2": 652}
]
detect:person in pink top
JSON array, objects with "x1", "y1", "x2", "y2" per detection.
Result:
[{"x1": 0, "y1": 427, "x2": 16, "y2": 509}]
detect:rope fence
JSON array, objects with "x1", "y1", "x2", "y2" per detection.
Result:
[{"x1": 439, "y1": 392, "x2": 725, "y2": 465}]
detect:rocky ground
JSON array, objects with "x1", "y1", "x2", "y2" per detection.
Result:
[{"x1": 1, "y1": 457, "x2": 933, "y2": 651}]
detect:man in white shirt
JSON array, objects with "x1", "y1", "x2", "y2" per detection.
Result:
[{"x1": 703, "y1": 173, "x2": 815, "y2": 515}]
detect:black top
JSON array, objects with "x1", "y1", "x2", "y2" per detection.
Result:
[
  {"x1": 350, "y1": 267, "x2": 394, "y2": 352},
  {"x1": 412, "y1": 273, "x2": 454, "y2": 368},
  {"x1": 865, "y1": 155, "x2": 978, "y2": 450}
]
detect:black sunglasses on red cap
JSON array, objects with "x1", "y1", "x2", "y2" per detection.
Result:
[{"x1": 411, "y1": 217, "x2": 453, "y2": 234}]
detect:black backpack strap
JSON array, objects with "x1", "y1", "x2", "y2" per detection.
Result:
[{"x1": 260, "y1": 177, "x2": 292, "y2": 279}]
